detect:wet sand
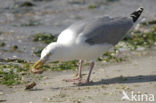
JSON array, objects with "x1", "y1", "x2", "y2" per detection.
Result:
[{"x1": 0, "y1": 50, "x2": 156, "y2": 103}]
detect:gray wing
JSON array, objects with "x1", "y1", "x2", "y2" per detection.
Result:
[
  {"x1": 67, "y1": 16, "x2": 113, "y2": 37},
  {"x1": 84, "y1": 17, "x2": 133, "y2": 45},
  {"x1": 68, "y1": 16, "x2": 133, "y2": 45}
]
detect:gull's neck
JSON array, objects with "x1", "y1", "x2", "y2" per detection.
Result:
[{"x1": 50, "y1": 43, "x2": 72, "y2": 61}]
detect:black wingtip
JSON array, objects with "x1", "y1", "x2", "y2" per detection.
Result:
[{"x1": 130, "y1": 7, "x2": 144, "y2": 22}]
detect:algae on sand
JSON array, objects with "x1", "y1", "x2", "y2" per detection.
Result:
[
  {"x1": 33, "y1": 33, "x2": 57, "y2": 44},
  {"x1": 123, "y1": 27, "x2": 156, "y2": 50},
  {"x1": 0, "y1": 64, "x2": 23, "y2": 86}
]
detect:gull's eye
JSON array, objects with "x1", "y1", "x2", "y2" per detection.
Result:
[
  {"x1": 43, "y1": 53, "x2": 51, "y2": 61},
  {"x1": 47, "y1": 53, "x2": 52, "y2": 56}
]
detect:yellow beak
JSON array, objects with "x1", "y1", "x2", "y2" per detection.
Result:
[
  {"x1": 33, "y1": 60, "x2": 45, "y2": 69},
  {"x1": 31, "y1": 60, "x2": 45, "y2": 74}
]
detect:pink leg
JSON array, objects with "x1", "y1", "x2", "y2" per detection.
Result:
[
  {"x1": 63, "y1": 60, "x2": 83, "y2": 82},
  {"x1": 79, "y1": 61, "x2": 95, "y2": 84}
]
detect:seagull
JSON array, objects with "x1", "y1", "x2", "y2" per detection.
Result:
[{"x1": 31, "y1": 8, "x2": 143, "y2": 84}]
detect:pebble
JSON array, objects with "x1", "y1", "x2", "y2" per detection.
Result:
[
  {"x1": 0, "y1": 91, "x2": 4, "y2": 95},
  {"x1": 25, "y1": 81, "x2": 36, "y2": 90}
]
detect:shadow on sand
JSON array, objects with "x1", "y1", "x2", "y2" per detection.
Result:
[
  {"x1": 79, "y1": 74, "x2": 156, "y2": 86},
  {"x1": 50, "y1": 75, "x2": 156, "y2": 90}
]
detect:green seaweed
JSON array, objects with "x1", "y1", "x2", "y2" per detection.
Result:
[
  {"x1": 123, "y1": 27, "x2": 156, "y2": 50},
  {"x1": 41, "y1": 60, "x2": 78, "y2": 71},
  {"x1": 12, "y1": 45, "x2": 18, "y2": 50},
  {"x1": 0, "y1": 70, "x2": 21, "y2": 86},
  {"x1": 141, "y1": 20, "x2": 156, "y2": 26},
  {"x1": 0, "y1": 59, "x2": 31, "y2": 86},
  {"x1": 34, "y1": 48, "x2": 43, "y2": 57},
  {"x1": 1, "y1": 58, "x2": 27, "y2": 63},
  {"x1": 51, "y1": 60, "x2": 78, "y2": 71},
  {"x1": 0, "y1": 59, "x2": 78, "y2": 86},
  {"x1": 33, "y1": 33, "x2": 57, "y2": 44},
  {"x1": 89, "y1": 4, "x2": 98, "y2": 9},
  {"x1": 21, "y1": 20, "x2": 40, "y2": 26},
  {"x1": 98, "y1": 50, "x2": 127, "y2": 63},
  {"x1": 0, "y1": 42, "x2": 5, "y2": 47},
  {"x1": 19, "y1": 1, "x2": 35, "y2": 7},
  {"x1": 0, "y1": 64, "x2": 22, "y2": 86},
  {"x1": 0, "y1": 31, "x2": 3, "y2": 35}
]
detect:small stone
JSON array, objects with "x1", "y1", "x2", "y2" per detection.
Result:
[
  {"x1": 0, "y1": 91, "x2": 4, "y2": 95},
  {"x1": 25, "y1": 81, "x2": 36, "y2": 90}
]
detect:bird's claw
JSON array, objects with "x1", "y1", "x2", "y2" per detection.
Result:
[{"x1": 74, "y1": 80, "x2": 90, "y2": 85}]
